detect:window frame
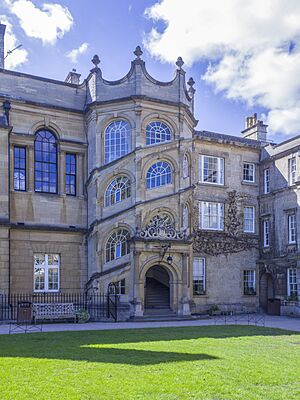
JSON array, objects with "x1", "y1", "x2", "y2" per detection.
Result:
[
  {"x1": 65, "y1": 153, "x2": 77, "y2": 196},
  {"x1": 146, "y1": 161, "x2": 172, "y2": 190},
  {"x1": 199, "y1": 201, "x2": 224, "y2": 231},
  {"x1": 33, "y1": 253, "x2": 60, "y2": 293},
  {"x1": 13, "y1": 146, "x2": 26, "y2": 192},
  {"x1": 263, "y1": 219, "x2": 270, "y2": 247},
  {"x1": 264, "y1": 168, "x2": 270, "y2": 194},
  {"x1": 105, "y1": 176, "x2": 131, "y2": 207},
  {"x1": 287, "y1": 267, "x2": 298, "y2": 298},
  {"x1": 105, "y1": 229, "x2": 130, "y2": 263},
  {"x1": 243, "y1": 162, "x2": 256, "y2": 183},
  {"x1": 243, "y1": 270, "x2": 256, "y2": 295},
  {"x1": 288, "y1": 214, "x2": 296, "y2": 244},
  {"x1": 34, "y1": 129, "x2": 58, "y2": 194},
  {"x1": 104, "y1": 120, "x2": 131, "y2": 164},
  {"x1": 199, "y1": 155, "x2": 224, "y2": 185},
  {"x1": 288, "y1": 157, "x2": 296, "y2": 185},
  {"x1": 183, "y1": 153, "x2": 189, "y2": 179},
  {"x1": 193, "y1": 257, "x2": 206, "y2": 295},
  {"x1": 145, "y1": 121, "x2": 172, "y2": 146},
  {"x1": 182, "y1": 204, "x2": 189, "y2": 231},
  {"x1": 109, "y1": 278, "x2": 126, "y2": 295},
  {"x1": 244, "y1": 206, "x2": 255, "y2": 233}
]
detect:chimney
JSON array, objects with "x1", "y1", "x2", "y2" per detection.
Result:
[
  {"x1": 0, "y1": 24, "x2": 6, "y2": 69},
  {"x1": 65, "y1": 69, "x2": 81, "y2": 85},
  {"x1": 241, "y1": 112, "x2": 268, "y2": 142}
]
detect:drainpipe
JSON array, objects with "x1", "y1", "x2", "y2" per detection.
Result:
[{"x1": 3, "y1": 100, "x2": 11, "y2": 296}]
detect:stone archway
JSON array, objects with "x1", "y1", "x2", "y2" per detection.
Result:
[
  {"x1": 144, "y1": 265, "x2": 171, "y2": 312},
  {"x1": 259, "y1": 272, "x2": 274, "y2": 311}
]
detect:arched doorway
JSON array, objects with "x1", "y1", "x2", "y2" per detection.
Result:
[
  {"x1": 144, "y1": 265, "x2": 170, "y2": 312},
  {"x1": 259, "y1": 272, "x2": 274, "y2": 311}
]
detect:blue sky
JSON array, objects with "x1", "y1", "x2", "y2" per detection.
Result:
[{"x1": 1, "y1": 0, "x2": 300, "y2": 142}]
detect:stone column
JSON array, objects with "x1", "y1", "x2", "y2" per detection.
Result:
[
  {"x1": 28, "y1": 145, "x2": 34, "y2": 192},
  {"x1": 77, "y1": 153, "x2": 84, "y2": 197},
  {"x1": 132, "y1": 250, "x2": 143, "y2": 317},
  {"x1": 59, "y1": 150, "x2": 65, "y2": 195},
  {"x1": 179, "y1": 253, "x2": 191, "y2": 316}
]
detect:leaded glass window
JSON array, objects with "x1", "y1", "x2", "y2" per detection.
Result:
[
  {"x1": 193, "y1": 258, "x2": 205, "y2": 295},
  {"x1": 183, "y1": 153, "x2": 189, "y2": 178},
  {"x1": 199, "y1": 155, "x2": 224, "y2": 185},
  {"x1": 14, "y1": 146, "x2": 26, "y2": 191},
  {"x1": 66, "y1": 153, "x2": 76, "y2": 196},
  {"x1": 183, "y1": 204, "x2": 189, "y2": 230},
  {"x1": 34, "y1": 253, "x2": 59, "y2": 292},
  {"x1": 106, "y1": 229, "x2": 130, "y2": 262},
  {"x1": 244, "y1": 270, "x2": 256, "y2": 295},
  {"x1": 105, "y1": 176, "x2": 131, "y2": 207},
  {"x1": 199, "y1": 201, "x2": 224, "y2": 230},
  {"x1": 146, "y1": 121, "x2": 171, "y2": 145},
  {"x1": 244, "y1": 206, "x2": 255, "y2": 233},
  {"x1": 34, "y1": 130, "x2": 57, "y2": 193},
  {"x1": 105, "y1": 120, "x2": 130, "y2": 163},
  {"x1": 146, "y1": 161, "x2": 172, "y2": 189},
  {"x1": 287, "y1": 268, "x2": 298, "y2": 298}
]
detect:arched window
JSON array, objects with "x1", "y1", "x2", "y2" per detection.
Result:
[
  {"x1": 183, "y1": 204, "x2": 189, "y2": 230},
  {"x1": 146, "y1": 161, "x2": 172, "y2": 189},
  {"x1": 105, "y1": 176, "x2": 131, "y2": 207},
  {"x1": 105, "y1": 120, "x2": 130, "y2": 163},
  {"x1": 106, "y1": 229, "x2": 130, "y2": 262},
  {"x1": 183, "y1": 153, "x2": 189, "y2": 178},
  {"x1": 146, "y1": 121, "x2": 171, "y2": 145},
  {"x1": 34, "y1": 129, "x2": 57, "y2": 193}
]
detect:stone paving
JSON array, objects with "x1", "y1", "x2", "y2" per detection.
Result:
[{"x1": 0, "y1": 315, "x2": 299, "y2": 335}]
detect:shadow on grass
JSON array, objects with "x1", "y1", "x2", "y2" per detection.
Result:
[{"x1": 0, "y1": 325, "x2": 297, "y2": 365}]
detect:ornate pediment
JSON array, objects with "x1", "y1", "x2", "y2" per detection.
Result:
[{"x1": 137, "y1": 215, "x2": 185, "y2": 240}]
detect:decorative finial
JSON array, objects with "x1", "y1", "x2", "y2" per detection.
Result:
[
  {"x1": 72, "y1": 68, "x2": 76, "y2": 73},
  {"x1": 176, "y1": 56, "x2": 184, "y2": 69},
  {"x1": 134, "y1": 46, "x2": 143, "y2": 59},
  {"x1": 187, "y1": 77, "x2": 195, "y2": 87},
  {"x1": 91, "y1": 54, "x2": 100, "y2": 68}
]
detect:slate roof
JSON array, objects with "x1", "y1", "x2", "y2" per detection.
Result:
[{"x1": 194, "y1": 130, "x2": 262, "y2": 148}]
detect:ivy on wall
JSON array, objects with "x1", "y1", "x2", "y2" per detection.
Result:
[{"x1": 193, "y1": 190, "x2": 259, "y2": 255}]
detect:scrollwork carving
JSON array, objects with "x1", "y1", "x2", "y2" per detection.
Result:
[
  {"x1": 137, "y1": 215, "x2": 185, "y2": 240},
  {"x1": 193, "y1": 190, "x2": 258, "y2": 255}
]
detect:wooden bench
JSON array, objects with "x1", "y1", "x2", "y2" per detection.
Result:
[{"x1": 32, "y1": 303, "x2": 77, "y2": 323}]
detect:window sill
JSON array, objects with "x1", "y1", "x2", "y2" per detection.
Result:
[
  {"x1": 241, "y1": 181, "x2": 257, "y2": 186},
  {"x1": 197, "y1": 182, "x2": 226, "y2": 188},
  {"x1": 198, "y1": 228, "x2": 224, "y2": 232},
  {"x1": 243, "y1": 293, "x2": 257, "y2": 297}
]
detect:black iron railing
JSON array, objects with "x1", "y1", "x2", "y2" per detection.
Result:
[{"x1": 0, "y1": 292, "x2": 118, "y2": 322}]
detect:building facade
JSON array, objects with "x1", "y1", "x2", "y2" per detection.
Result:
[{"x1": 0, "y1": 24, "x2": 299, "y2": 318}]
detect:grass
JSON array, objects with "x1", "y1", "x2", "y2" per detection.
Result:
[{"x1": 0, "y1": 325, "x2": 299, "y2": 400}]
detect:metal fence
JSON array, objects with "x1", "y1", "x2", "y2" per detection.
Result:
[
  {"x1": 213, "y1": 311, "x2": 265, "y2": 326},
  {"x1": 0, "y1": 292, "x2": 118, "y2": 323}
]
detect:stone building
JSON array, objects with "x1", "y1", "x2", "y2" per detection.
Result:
[{"x1": 0, "y1": 23, "x2": 298, "y2": 318}]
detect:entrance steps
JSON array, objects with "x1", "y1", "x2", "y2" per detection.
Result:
[{"x1": 144, "y1": 277, "x2": 170, "y2": 309}]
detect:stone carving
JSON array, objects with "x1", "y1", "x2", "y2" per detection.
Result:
[
  {"x1": 193, "y1": 190, "x2": 259, "y2": 255},
  {"x1": 134, "y1": 46, "x2": 143, "y2": 59},
  {"x1": 176, "y1": 56, "x2": 184, "y2": 69},
  {"x1": 137, "y1": 215, "x2": 185, "y2": 240}
]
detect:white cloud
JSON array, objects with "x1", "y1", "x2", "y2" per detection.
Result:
[
  {"x1": 66, "y1": 42, "x2": 89, "y2": 63},
  {"x1": 144, "y1": 0, "x2": 300, "y2": 136},
  {"x1": 5, "y1": 0, "x2": 73, "y2": 45},
  {"x1": 0, "y1": 15, "x2": 28, "y2": 69}
]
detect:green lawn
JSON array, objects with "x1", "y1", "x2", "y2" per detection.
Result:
[{"x1": 0, "y1": 325, "x2": 299, "y2": 400}]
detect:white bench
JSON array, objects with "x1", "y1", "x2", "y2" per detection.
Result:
[{"x1": 32, "y1": 303, "x2": 77, "y2": 323}]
